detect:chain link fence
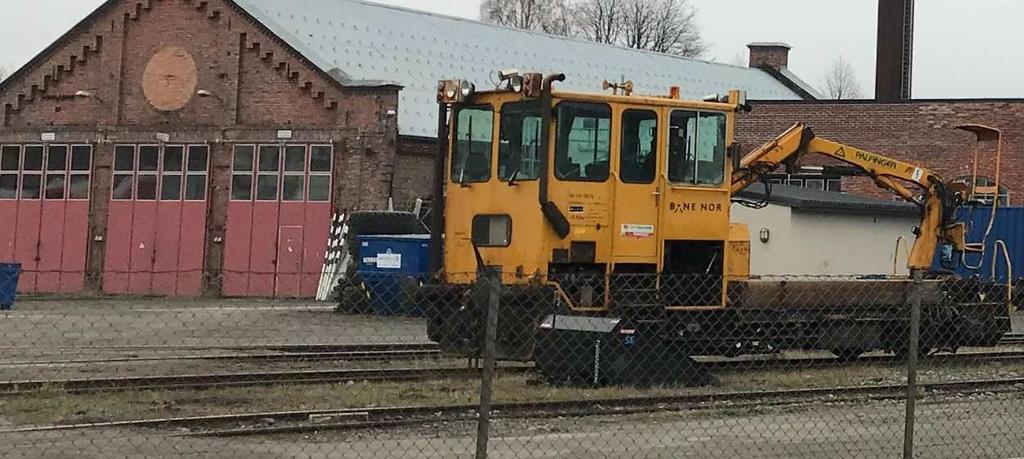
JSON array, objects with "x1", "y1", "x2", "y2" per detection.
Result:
[{"x1": 0, "y1": 270, "x2": 1020, "y2": 458}]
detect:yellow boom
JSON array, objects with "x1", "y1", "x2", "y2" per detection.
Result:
[{"x1": 731, "y1": 122, "x2": 975, "y2": 272}]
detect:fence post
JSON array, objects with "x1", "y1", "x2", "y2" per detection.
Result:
[
  {"x1": 902, "y1": 270, "x2": 923, "y2": 459},
  {"x1": 475, "y1": 274, "x2": 500, "y2": 459}
]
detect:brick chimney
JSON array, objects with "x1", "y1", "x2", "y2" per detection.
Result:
[{"x1": 747, "y1": 42, "x2": 791, "y2": 71}]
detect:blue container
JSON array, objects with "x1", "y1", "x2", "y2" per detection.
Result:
[
  {"x1": 934, "y1": 207, "x2": 1024, "y2": 283},
  {"x1": 356, "y1": 235, "x2": 431, "y2": 316},
  {"x1": 0, "y1": 263, "x2": 22, "y2": 311}
]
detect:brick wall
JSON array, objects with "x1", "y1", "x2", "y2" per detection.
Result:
[
  {"x1": 392, "y1": 136, "x2": 435, "y2": 209},
  {"x1": 737, "y1": 100, "x2": 1024, "y2": 201}
]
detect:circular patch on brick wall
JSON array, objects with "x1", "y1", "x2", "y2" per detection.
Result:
[{"x1": 142, "y1": 47, "x2": 198, "y2": 112}]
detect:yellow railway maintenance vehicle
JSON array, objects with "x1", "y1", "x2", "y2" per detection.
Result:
[{"x1": 422, "y1": 72, "x2": 1010, "y2": 384}]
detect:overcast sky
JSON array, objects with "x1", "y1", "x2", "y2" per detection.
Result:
[{"x1": 1, "y1": 0, "x2": 1020, "y2": 98}]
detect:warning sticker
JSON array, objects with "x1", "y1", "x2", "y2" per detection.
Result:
[
  {"x1": 621, "y1": 224, "x2": 655, "y2": 238},
  {"x1": 912, "y1": 167, "x2": 924, "y2": 182},
  {"x1": 376, "y1": 252, "x2": 402, "y2": 269}
]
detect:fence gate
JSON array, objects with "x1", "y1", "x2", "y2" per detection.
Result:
[
  {"x1": 102, "y1": 144, "x2": 209, "y2": 296},
  {"x1": 0, "y1": 144, "x2": 92, "y2": 293},
  {"x1": 223, "y1": 144, "x2": 333, "y2": 298}
]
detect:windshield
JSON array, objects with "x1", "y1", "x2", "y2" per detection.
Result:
[{"x1": 451, "y1": 106, "x2": 494, "y2": 183}]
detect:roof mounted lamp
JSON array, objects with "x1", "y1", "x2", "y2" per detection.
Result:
[{"x1": 437, "y1": 79, "x2": 473, "y2": 103}]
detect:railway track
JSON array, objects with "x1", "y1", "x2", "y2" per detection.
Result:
[
  {"x1": 0, "y1": 343, "x2": 442, "y2": 367},
  {"x1": 6, "y1": 376, "x2": 1024, "y2": 437},
  {"x1": 9, "y1": 333, "x2": 1024, "y2": 368},
  {"x1": 0, "y1": 366, "x2": 531, "y2": 395},
  {"x1": 3, "y1": 349, "x2": 1023, "y2": 396},
  {"x1": 705, "y1": 349, "x2": 1024, "y2": 371}
]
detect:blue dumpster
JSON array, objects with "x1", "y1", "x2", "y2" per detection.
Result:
[
  {"x1": 356, "y1": 235, "x2": 430, "y2": 316},
  {"x1": 0, "y1": 263, "x2": 22, "y2": 311}
]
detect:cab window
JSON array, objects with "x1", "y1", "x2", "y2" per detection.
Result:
[
  {"x1": 451, "y1": 106, "x2": 494, "y2": 183},
  {"x1": 620, "y1": 109, "x2": 658, "y2": 184},
  {"x1": 498, "y1": 102, "x2": 542, "y2": 181},
  {"x1": 555, "y1": 102, "x2": 611, "y2": 182},
  {"x1": 668, "y1": 111, "x2": 727, "y2": 186}
]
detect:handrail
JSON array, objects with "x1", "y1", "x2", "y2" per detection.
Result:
[
  {"x1": 892, "y1": 235, "x2": 909, "y2": 276},
  {"x1": 958, "y1": 124, "x2": 1003, "y2": 271},
  {"x1": 991, "y1": 239, "x2": 1013, "y2": 309}
]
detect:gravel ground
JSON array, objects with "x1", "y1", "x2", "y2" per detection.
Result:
[{"x1": 0, "y1": 297, "x2": 427, "y2": 357}]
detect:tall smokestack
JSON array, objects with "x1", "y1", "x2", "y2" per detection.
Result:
[{"x1": 875, "y1": 0, "x2": 915, "y2": 100}]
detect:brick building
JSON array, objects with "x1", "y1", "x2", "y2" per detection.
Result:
[
  {"x1": 1, "y1": 0, "x2": 400, "y2": 297},
  {"x1": 738, "y1": 45, "x2": 1020, "y2": 204}
]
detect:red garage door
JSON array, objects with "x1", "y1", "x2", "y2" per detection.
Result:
[
  {"x1": 0, "y1": 144, "x2": 91, "y2": 293},
  {"x1": 103, "y1": 144, "x2": 209, "y2": 296},
  {"x1": 223, "y1": 144, "x2": 333, "y2": 298}
]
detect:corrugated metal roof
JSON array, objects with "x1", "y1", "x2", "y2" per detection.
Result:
[
  {"x1": 233, "y1": 0, "x2": 804, "y2": 137},
  {"x1": 738, "y1": 184, "x2": 919, "y2": 217}
]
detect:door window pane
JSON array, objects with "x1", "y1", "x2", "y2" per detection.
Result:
[
  {"x1": 498, "y1": 101, "x2": 542, "y2": 181},
  {"x1": 668, "y1": 111, "x2": 726, "y2": 185},
  {"x1": 69, "y1": 174, "x2": 89, "y2": 199},
  {"x1": 47, "y1": 145, "x2": 67, "y2": 171},
  {"x1": 283, "y1": 176, "x2": 305, "y2": 201},
  {"x1": 114, "y1": 146, "x2": 135, "y2": 171},
  {"x1": 284, "y1": 146, "x2": 306, "y2": 172},
  {"x1": 555, "y1": 102, "x2": 611, "y2": 181},
  {"x1": 161, "y1": 175, "x2": 182, "y2": 200},
  {"x1": 112, "y1": 174, "x2": 133, "y2": 200},
  {"x1": 233, "y1": 146, "x2": 254, "y2": 172},
  {"x1": 163, "y1": 146, "x2": 184, "y2": 172},
  {"x1": 137, "y1": 175, "x2": 157, "y2": 200},
  {"x1": 21, "y1": 174, "x2": 42, "y2": 199},
  {"x1": 310, "y1": 146, "x2": 332, "y2": 172},
  {"x1": 45, "y1": 174, "x2": 66, "y2": 199},
  {"x1": 308, "y1": 175, "x2": 331, "y2": 202},
  {"x1": 188, "y1": 146, "x2": 209, "y2": 172},
  {"x1": 620, "y1": 110, "x2": 658, "y2": 184},
  {"x1": 450, "y1": 106, "x2": 493, "y2": 183},
  {"x1": 185, "y1": 175, "x2": 207, "y2": 200},
  {"x1": 71, "y1": 145, "x2": 91, "y2": 171},
  {"x1": 0, "y1": 174, "x2": 16, "y2": 199},
  {"x1": 259, "y1": 146, "x2": 280, "y2": 172},
  {"x1": 256, "y1": 174, "x2": 278, "y2": 200},
  {"x1": 232, "y1": 174, "x2": 253, "y2": 200},
  {"x1": 1, "y1": 146, "x2": 19, "y2": 170},
  {"x1": 24, "y1": 146, "x2": 44, "y2": 171},
  {"x1": 139, "y1": 146, "x2": 159, "y2": 172},
  {"x1": 695, "y1": 113, "x2": 727, "y2": 185}
]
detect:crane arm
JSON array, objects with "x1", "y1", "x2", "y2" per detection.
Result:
[{"x1": 732, "y1": 123, "x2": 968, "y2": 273}]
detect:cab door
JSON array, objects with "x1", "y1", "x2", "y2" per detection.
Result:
[{"x1": 611, "y1": 106, "x2": 662, "y2": 261}]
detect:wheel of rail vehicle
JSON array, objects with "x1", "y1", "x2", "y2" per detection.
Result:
[
  {"x1": 830, "y1": 348, "x2": 865, "y2": 362},
  {"x1": 892, "y1": 343, "x2": 931, "y2": 361}
]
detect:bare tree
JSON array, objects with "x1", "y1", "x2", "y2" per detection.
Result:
[
  {"x1": 480, "y1": 0, "x2": 574, "y2": 36},
  {"x1": 572, "y1": 0, "x2": 620, "y2": 44},
  {"x1": 625, "y1": 0, "x2": 706, "y2": 57},
  {"x1": 542, "y1": 1, "x2": 575, "y2": 36},
  {"x1": 486, "y1": 0, "x2": 705, "y2": 57},
  {"x1": 727, "y1": 51, "x2": 748, "y2": 67},
  {"x1": 822, "y1": 55, "x2": 863, "y2": 100}
]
